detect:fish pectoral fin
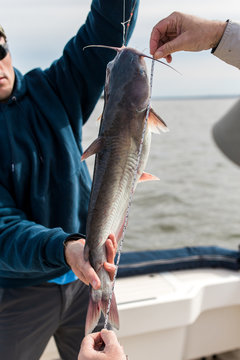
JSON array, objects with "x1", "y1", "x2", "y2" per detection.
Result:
[
  {"x1": 81, "y1": 137, "x2": 105, "y2": 161},
  {"x1": 139, "y1": 172, "x2": 159, "y2": 182},
  {"x1": 148, "y1": 108, "x2": 169, "y2": 134}
]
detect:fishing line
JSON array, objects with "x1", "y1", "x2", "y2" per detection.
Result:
[
  {"x1": 121, "y1": 0, "x2": 138, "y2": 46},
  {"x1": 103, "y1": 58, "x2": 155, "y2": 330}
]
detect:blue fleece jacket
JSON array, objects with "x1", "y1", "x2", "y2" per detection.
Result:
[{"x1": 0, "y1": 0, "x2": 138, "y2": 288}]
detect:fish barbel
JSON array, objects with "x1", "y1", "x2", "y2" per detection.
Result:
[{"x1": 82, "y1": 47, "x2": 168, "y2": 334}]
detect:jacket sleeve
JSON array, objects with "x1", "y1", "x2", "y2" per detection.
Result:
[
  {"x1": 0, "y1": 182, "x2": 69, "y2": 274},
  {"x1": 212, "y1": 20, "x2": 240, "y2": 69},
  {"x1": 45, "y1": 0, "x2": 139, "y2": 133}
]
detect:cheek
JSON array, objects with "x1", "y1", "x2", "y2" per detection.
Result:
[
  {"x1": 9, "y1": 66, "x2": 15, "y2": 84},
  {"x1": 5, "y1": 57, "x2": 15, "y2": 84}
]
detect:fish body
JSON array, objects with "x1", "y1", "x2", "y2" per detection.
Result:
[{"x1": 82, "y1": 47, "x2": 168, "y2": 334}]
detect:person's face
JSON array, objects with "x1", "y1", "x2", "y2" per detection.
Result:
[{"x1": 0, "y1": 36, "x2": 15, "y2": 102}]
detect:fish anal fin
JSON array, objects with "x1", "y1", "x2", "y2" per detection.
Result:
[
  {"x1": 139, "y1": 172, "x2": 159, "y2": 182},
  {"x1": 85, "y1": 295, "x2": 101, "y2": 335},
  {"x1": 81, "y1": 137, "x2": 104, "y2": 161},
  {"x1": 148, "y1": 108, "x2": 169, "y2": 134}
]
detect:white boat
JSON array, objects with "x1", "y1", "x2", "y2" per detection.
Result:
[
  {"x1": 41, "y1": 253, "x2": 240, "y2": 360},
  {"x1": 116, "y1": 268, "x2": 240, "y2": 360}
]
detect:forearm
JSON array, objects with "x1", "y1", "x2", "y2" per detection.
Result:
[
  {"x1": 0, "y1": 217, "x2": 70, "y2": 274},
  {"x1": 212, "y1": 20, "x2": 240, "y2": 69}
]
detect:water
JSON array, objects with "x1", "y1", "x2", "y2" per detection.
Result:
[{"x1": 82, "y1": 97, "x2": 240, "y2": 252}]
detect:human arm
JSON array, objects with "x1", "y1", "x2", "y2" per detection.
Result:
[
  {"x1": 150, "y1": 12, "x2": 226, "y2": 62},
  {"x1": 0, "y1": 180, "x2": 116, "y2": 288},
  {"x1": 78, "y1": 329, "x2": 126, "y2": 360},
  {"x1": 150, "y1": 12, "x2": 240, "y2": 69},
  {"x1": 45, "y1": 0, "x2": 139, "y2": 134}
]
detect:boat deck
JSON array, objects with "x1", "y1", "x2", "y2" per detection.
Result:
[{"x1": 40, "y1": 269, "x2": 240, "y2": 360}]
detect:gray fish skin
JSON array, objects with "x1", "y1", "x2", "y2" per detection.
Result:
[{"x1": 82, "y1": 47, "x2": 167, "y2": 334}]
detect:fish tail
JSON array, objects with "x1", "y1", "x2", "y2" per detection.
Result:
[
  {"x1": 85, "y1": 294, "x2": 102, "y2": 335},
  {"x1": 85, "y1": 291, "x2": 120, "y2": 335},
  {"x1": 101, "y1": 291, "x2": 120, "y2": 331}
]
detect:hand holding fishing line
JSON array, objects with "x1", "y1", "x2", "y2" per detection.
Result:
[
  {"x1": 78, "y1": 329, "x2": 126, "y2": 360},
  {"x1": 65, "y1": 235, "x2": 117, "y2": 289},
  {"x1": 150, "y1": 12, "x2": 227, "y2": 62}
]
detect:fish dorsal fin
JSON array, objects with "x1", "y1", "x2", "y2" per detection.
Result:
[
  {"x1": 138, "y1": 172, "x2": 159, "y2": 182},
  {"x1": 81, "y1": 137, "x2": 105, "y2": 161},
  {"x1": 148, "y1": 108, "x2": 169, "y2": 134}
]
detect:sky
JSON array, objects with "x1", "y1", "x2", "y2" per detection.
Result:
[{"x1": 1, "y1": 0, "x2": 240, "y2": 98}]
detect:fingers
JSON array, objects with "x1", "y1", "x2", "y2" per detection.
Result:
[
  {"x1": 100, "y1": 329, "x2": 126, "y2": 357},
  {"x1": 78, "y1": 332, "x2": 103, "y2": 360},
  {"x1": 153, "y1": 33, "x2": 187, "y2": 59},
  {"x1": 165, "y1": 54, "x2": 172, "y2": 63},
  {"x1": 105, "y1": 234, "x2": 117, "y2": 263},
  {"x1": 65, "y1": 234, "x2": 118, "y2": 290},
  {"x1": 100, "y1": 329, "x2": 119, "y2": 348},
  {"x1": 104, "y1": 234, "x2": 117, "y2": 281},
  {"x1": 64, "y1": 239, "x2": 101, "y2": 290},
  {"x1": 82, "y1": 261, "x2": 101, "y2": 290},
  {"x1": 150, "y1": 12, "x2": 227, "y2": 60},
  {"x1": 103, "y1": 262, "x2": 116, "y2": 281},
  {"x1": 81, "y1": 332, "x2": 99, "y2": 349},
  {"x1": 150, "y1": 12, "x2": 180, "y2": 56}
]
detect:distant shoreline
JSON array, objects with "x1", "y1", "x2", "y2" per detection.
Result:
[
  {"x1": 100, "y1": 94, "x2": 240, "y2": 101},
  {"x1": 151, "y1": 94, "x2": 240, "y2": 101}
]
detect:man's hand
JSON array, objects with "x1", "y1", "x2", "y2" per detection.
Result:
[
  {"x1": 78, "y1": 329, "x2": 126, "y2": 360},
  {"x1": 64, "y1": 234, "x2": 117, "y2": 290},
  {"x1": 150, "y1": 12, "x2": 227, "y2": 62}
]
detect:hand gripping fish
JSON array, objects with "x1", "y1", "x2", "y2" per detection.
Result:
[{"x1": 82, "y1": 46, "x2": 169, "y2": 334}]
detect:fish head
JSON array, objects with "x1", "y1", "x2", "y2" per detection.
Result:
[{"x1": 105, "y1": 47, "x2": 150, "y2": 111}]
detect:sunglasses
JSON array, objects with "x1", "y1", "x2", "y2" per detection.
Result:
[{"x1": 0, "y1": 43, "x2": 9, "y2": 60}]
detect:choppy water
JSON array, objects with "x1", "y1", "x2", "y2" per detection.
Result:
[{"x1": 82, "y1": 98, "x2": 240, "y2": 252}]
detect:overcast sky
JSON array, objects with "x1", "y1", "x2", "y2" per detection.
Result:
[{"x1": 1, "y1": 0, "x2": 240, "y2": 97}]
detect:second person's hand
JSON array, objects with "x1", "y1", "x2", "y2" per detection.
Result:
[{"x1": 150, "y1": 12, "x2": 227, "y2": 62}]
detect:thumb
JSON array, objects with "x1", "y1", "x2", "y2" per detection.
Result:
[{"x1": 100, "y1": 329, "x2": 118, "y2": 347}]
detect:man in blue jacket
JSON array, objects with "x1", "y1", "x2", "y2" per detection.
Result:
[{"x1": 0, "y1": 1, "x2": 138, "y2": 359}]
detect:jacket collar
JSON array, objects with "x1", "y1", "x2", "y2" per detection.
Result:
[{"x1": 7, "y1": 68, "x2": 27, "y2": 104}]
